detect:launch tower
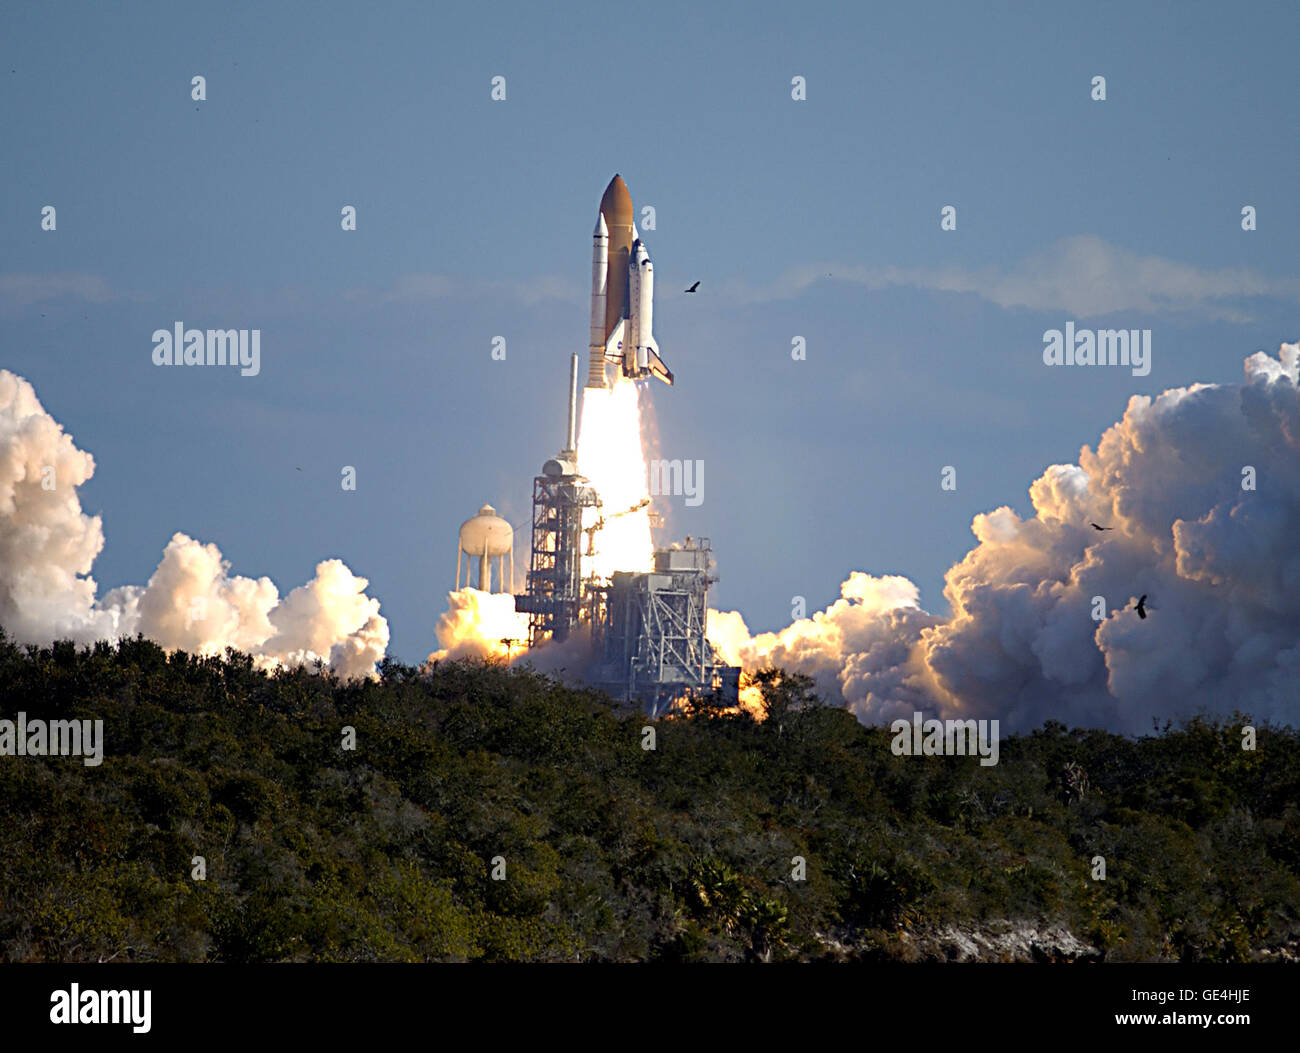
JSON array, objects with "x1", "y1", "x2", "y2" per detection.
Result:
[{"x1": 513, "y1": 355, "x2": 600, "y2": 646}]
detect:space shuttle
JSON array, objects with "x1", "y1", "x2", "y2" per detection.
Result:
[{"x1": 587, "y1": 174, "x2": 674, "y2": 389}]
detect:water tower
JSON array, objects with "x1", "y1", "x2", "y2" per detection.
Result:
[{"x1": 457, "y1": 504, "x2": 514, "y2": 592}]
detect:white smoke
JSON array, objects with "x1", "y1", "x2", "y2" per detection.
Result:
[
  {"x1": 0, "y1": 370, "x2": 389, "y2": 678},
  {"x1": 710, "y1": 343, "x2": 1300, "y2": 734}
]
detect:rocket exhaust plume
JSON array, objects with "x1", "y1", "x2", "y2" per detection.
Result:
[
  {"x1": 0, "y1": 370, "x2": 389, "y2": 677},
  {"x1": 428, "y1": 587, "x2": 528, "y2": 663},
  {"x1": 578, "y1": 377, "x2": 655, "y2": 579}
]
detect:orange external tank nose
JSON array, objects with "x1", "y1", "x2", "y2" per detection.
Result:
[{"x1": 600, "y1": 175, "x2": 634, "y2": 342}]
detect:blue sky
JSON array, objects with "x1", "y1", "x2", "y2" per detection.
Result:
[{"x1": 3, "y1": 0, "x2": 1298, "y2": 661}]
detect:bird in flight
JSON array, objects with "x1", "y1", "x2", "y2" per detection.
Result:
[
  {"x1": 1090, "y1": 522, "x2": 1114, "y2": 531},
  {"x1": 685, "y1": 281, "x2": 700, "y2": 293},
  {"x1": 295, "y1": 466, "x2": 302, "y2": 472},
  {"x1": 1135, "y1": 595, "x2": 1148, "y2": 619}
]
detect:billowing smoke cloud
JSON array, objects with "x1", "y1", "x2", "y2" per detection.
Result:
[
  {"x1": 0, "y1": 370, "x2": 389, "y2": 678},
  {"x1": 428, "y1": 587, "x2": 528, "y2": 663},
  {"x1": 711, "y1": 344, "x2": 1300, "y2": 734},
  {"x1": 426, "y1": 587, "x2": 598, "y2": 688}
]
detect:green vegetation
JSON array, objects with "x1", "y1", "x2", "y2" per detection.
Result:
[{"x1": 2, "y1": 631, "x2": 1298, "y2": 962}]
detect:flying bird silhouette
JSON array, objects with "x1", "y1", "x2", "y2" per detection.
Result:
[
  {"x1": 1136, "y1": 595, "x2": 1148, "y2": 619},
  {"x1": 1090, "y1": 522, "x2": 1114, "y2": 531},
  {"x1": 685, "y1": 281, "x2": 700, "y2": 293}
]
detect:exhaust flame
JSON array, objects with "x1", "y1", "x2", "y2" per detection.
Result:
[
  {"x1": 578, "y1": 377, "x2": 655, "y2": 578},
  {"x1": 428, "y1": 587, "x2": 528, "y2": 663}
]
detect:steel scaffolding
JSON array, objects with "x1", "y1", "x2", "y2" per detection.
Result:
[{"x1": 590, "y1": 538, "x2": 740, "y2": 716}]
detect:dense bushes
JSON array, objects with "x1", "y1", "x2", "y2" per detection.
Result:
[{"x1": 1, "y1": 630, "x2": 1297, "y2": 961}]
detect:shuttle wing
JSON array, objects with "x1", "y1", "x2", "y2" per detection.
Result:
[{"x1": 644, "y1": 345, "x2": 673, "y2": 386}]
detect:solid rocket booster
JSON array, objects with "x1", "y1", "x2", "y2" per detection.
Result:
[
  {"x1": 588, "y1": 213, "x2": 609, "y2": 387},
  {"x1": 586, "y1": 174, "x2": 674, "y2": 389}
]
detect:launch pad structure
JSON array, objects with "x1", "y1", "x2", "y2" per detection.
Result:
[
  {"x1": 589, "y1": 539, "x2": 741, "y2": 717},
  {"x1": 515, "y1": 468, "x2": 599, "y2": 644},
  {"x1": 512, "y1": 174, "x2": 739, "y2": 717},
  {"x1": 513, "y1": 356, "x2": 600, "y2": 645},
  {"x1": 513, "y1": 356, "x2": 739, "y2": 715}
]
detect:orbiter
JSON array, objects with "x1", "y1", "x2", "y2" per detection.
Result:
[{"x1": 587, "y1": 174, "x2": 674, "y2": 389}]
